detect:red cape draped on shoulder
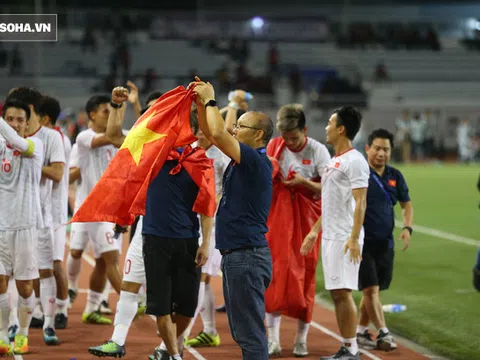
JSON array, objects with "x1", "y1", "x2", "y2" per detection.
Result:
[{"x1": 265, "y1": 137, "x2": 322, "y2": 323}]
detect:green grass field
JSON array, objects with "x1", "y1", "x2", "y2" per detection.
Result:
[{"x1": 315, "y1": 163, "x2": 480, "y2": 360}]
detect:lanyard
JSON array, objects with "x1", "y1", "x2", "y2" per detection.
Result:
[{"x1": 372, "y1": 173, "x2": 393, "y2": 206}]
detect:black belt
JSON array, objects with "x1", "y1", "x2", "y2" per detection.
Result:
[{"x1": 220, "y1": 246, "x2": 266, "y2": 256}]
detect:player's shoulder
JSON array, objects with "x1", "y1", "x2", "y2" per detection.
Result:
[
  {"x1": 345, "y1": 149, "x2": 368, "y2": 167},
  {"x1": 385, "y1": 164, "x2": 405, "y2": 179},
  {"x1": 307, "y1": 137, "x2": 329, "y2": 153}
]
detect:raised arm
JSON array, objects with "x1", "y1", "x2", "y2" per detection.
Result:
[
  {"x1": 0, "y1": 116, "x2": 31, "y2": 154},
  {"x1": 191, "y1": 79, "x2": 241, "y2": 163},
  {"x1": 106, "y1": 86, "x2": 129, "y2": 148}
]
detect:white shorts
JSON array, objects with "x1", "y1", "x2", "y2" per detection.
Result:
[
  {"x1": 0, "y1": 228, "x2": 39, "y2": 280},
  {"x1": 69, "y1": 222, "x2": 122, "y2": 259},
  {"x1": 53, "y1": 224, "x2": 67, "y2": 262},
  {"x1": 38, "y1": 228, "x2": 54, "y2": 270},
  {"x1": 199, "y1": 227, "x2": 221, "y2": 277},
  {"x1": 322, "y1": 239, "x2": 363, "y2": 291},
  {"x1": 122, "y1": 217, "x2": 145, "y2": 285}
]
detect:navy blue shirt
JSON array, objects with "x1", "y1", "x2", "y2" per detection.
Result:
[
  {"x1": 363, "y1": 165, "x2": 410, "y2": 251},
  {"x1": 142, "y1": 159, "x2": 200, "y2": 239},
  {"x1": 216, "y1": 143, "x2": 273, "y2": 250}
]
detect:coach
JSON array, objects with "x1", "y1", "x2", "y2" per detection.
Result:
[
  {"x1": 356, "y1": 129, "x2": 414, "y2": 352},
  {"x1": 191, "y1": 77, "x2": 274, "y2": 360}
]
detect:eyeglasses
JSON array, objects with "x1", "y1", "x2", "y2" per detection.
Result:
[{"x1": 234, "y1": 123, "x2": 262, "y2": 131}]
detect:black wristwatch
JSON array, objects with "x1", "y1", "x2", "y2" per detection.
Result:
[
  {"x1": 110, "y1": 101, "x2": 123, "y2": 109},
  {"x1": 205, "y1": 99, "x2": 217, "y2": 108},
  {"x1": 403, "y1": 226, "x2": 413, "y2": 235}
]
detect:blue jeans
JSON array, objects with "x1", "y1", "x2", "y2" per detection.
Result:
[{"x1": 221, "y1": 246, "x2": 272, "y2": 360}]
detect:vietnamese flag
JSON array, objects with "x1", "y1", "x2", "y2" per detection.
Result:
[{"x1": 70, "y1": 86, "x2": 198, "y2": 226}]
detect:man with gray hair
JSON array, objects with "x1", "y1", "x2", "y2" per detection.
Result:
[{"x1": 265, "y1": 104, "x2": 330, "y2": 357}]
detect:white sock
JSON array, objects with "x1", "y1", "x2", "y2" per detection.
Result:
[
  {"x1": 380, "y1": 327, "x2": 389, "y2": 334},
  {"x1": 159, "y1": 336, "x2": 184, "y2": 353},
  {"x1": 295, "y1": 320, "x2": 309, "y2": 344},
  {"x1": 343, "y1": 337, "x2": 359, "y2": 355},
  {"x1": 138, "y1": 283, "x2": 146, "y2": 306},
  {"x1": 66, "y1": 253, "x2": 81, "y2": 290},
  {"x1": 159, "y1": 342, "x2": 167, "y2": 351},
  {"x1": 357, "y1": 325, "x2": 368, "y2": 334},
  {"x1": 101, "y1": 281, "x2": 111, "y2": 304},
  {"x1": 84, "y1": 290, "x2": 102, "y2": 314},
  {"x1": 40, "y1": 276, "x2": 57, "y2": 329},
  {"x1": 32, "y1": 296, "x2": 43, "y2": 318},
  {"x1": 184, "y1": 281, "x2": 205, "y2": 338},
  {"x1": 111, "y1": 291, "x2": 138, "y2": 346},
  {"x1": 200, "y1": 283, "x2": 216, "y2": 335},
  {"x1": 172, "y1": 355, "x2": 181, "y2": 360},
  {"x1": 18, "y1": 294, "x2": 35, "y2": 337},
  {"x1": 7, "y1": 279, "x2": 19, "y2": 327},
  {"x1": 56, "y1": 297, "x2": 69, "y2": 316},
  {"x1": 0, "y1": 293, "x2": 10, "y2": 343},
  {"x1": 265, "y1": 312, "x2": 281, "y2": 343}
]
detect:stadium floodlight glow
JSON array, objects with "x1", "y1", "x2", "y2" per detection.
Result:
[{"x1": 250, "y1": 16, "x2": 264, "y2": 30}]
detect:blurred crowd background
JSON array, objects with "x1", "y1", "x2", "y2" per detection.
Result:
[{"x1": 1, "y1": 0, "x2": 479, "y2": 163}]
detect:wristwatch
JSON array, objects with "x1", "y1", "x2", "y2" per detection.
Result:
[
  {"x1": 403, "y1": 226, "x2": 413, "y2": 235},
  {"x1": 205, "y1": 99, "x2": 217, "y2": 108},
  {"x1": 110, "y1": 101, "x2": 122, "y2": 109}
]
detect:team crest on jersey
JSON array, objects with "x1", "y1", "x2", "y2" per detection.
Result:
[
  {"x1": 302, "y1": 159, "x2": 311, "y2": 165},
  {"x1": 334, "y1": 162, "x2": 340, "y2": 168},
  {"x1": 13, "y1": 150, "x2": 21, "y2": 157},
  {"x1": 388, "y1": 179, "x2": 397, "y2": 187}
]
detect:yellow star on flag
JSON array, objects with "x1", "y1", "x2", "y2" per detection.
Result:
[{"x1": 120, "y1": 111, "x2": 167, "y2": 166}]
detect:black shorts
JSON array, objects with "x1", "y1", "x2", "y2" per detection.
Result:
[
  {"x1": 358, "y1": 248, "x2": 394, "y2": 291},
  {"x1": 143, "y1": 235, "x2": 201, "y2": 317}
]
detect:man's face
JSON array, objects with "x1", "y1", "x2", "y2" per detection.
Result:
[
  {"x1": 232, "y1": 112, "x2": 263, "y2": 147},
  {"x1": 325, "y1": 113, "x2": 341, "y2": 145},
  {"x1": 280, "y1": 128, "x2": 306, "y2": 151},
  {"x1": 4, "y1": 107, "x2": 29, "y2": 137},
  {"x1": 90, "y1": 103, "x2": 110, "y2": 129},
  {"x1": 365, "y1": 138, "x2": 391, "y2": 168}
]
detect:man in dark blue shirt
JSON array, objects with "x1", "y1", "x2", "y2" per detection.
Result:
[
  {"x1": 356, "y1": 129, "x2": 414, "y2": 353},
  {"x1": 191, "y1": 77, "x2": 274, "y2": 360}
]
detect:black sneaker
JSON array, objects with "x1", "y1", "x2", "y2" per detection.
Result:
[
  {"x1": 29, "y1": 316, "x2": 44, "y2": 328},
  {"x1": 473, "y1": 267, "x2": 480, "y2": 291},
  {"x1": 376, "y1": 330, "x2": 397, "y2": 352},
  {"x1": 356, "y1": 330, "x2": 375, "y2": 350},
  {"x1": 215, "y1": 304, "x2": 226, "y2": 313},
  {"x1": 320, "y1": 346, "x2": 361, "y2": 359},
  {"x1": 55, "y1": 313, "x2": 68, "y2": 329},
  {"x1": 149, "y1": 349, "x2": 169, "y2": 360}
]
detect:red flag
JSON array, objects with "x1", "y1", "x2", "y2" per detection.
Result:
[{"x1": 70, "y1": 86, "x2": 199, "y2": 226}]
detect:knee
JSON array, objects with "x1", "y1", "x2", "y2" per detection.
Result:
[
  {"x1": 330, "y1": 289, "x2": 351, "y2": 303},
  {"x1": 70, "y1": 249, "x2": 83, "y2": 259},
  {"x1": 16, "y1": 280, "x2": 33, "y2": 298},
  {"x1": 362, "y1": 286, "x2": 380, "y2": 301}
]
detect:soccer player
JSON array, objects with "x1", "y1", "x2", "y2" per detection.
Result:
[
  {"x1": 38, "y1": 96, "x2": 72, "y2": 329},
  {"x1": 265, "y1": 104, "x2": 331, "y2": 358},
  {"x1": 69, "y1": 95, "x2": 126, "y2": 325},
  {"x1": 302, "y1": 106, "x2": 369, "y2": 360},
  {"x1": 7, "y1": 87, "x2": 65, "y2": 346},
  {"x1": 0, "y1": 100, "x2": 44, "y2": 355},
  {"x1": 356, "y1": 129, "x2": 413, "y2": 351},
  {"x1": 183, "y1": 126, "x2": 230, "y2": 348}
]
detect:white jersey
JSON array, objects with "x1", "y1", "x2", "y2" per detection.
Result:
[
  {"x1": 0, "y1": 135, "x2": 44, "y2": 230},
  {"x1": 69, "y1": 143, "x2": 79, "y2": 168},
  {"x1": 31, "y1": 127, "x2": 66, "y2": 229},
  {"x1": 52, "y1": 132, "x2": 72, "y2": 225},
  {"x1": 205, "y1": 145, "x2": 230, "y2": 195},
  {"x1": 278, "y1": 137, "x2": 331, "y2": 180},
  {"x1": 321, "y1": 149, "x2": 369, "y2": 243},
  {"x1": 74, "y1": 129, "x2": 120, "y2": 211}
]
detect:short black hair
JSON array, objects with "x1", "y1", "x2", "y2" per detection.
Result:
[
  {"x1": 145, "y1": 91, "x2": 163, "y2": 106},
  {"x1": 2, "y1": 99, "x2": 31, "y2": 121},
  {"x1": 39, "y1": 96, "x2": 61, "y2": 125},
  {"x1": 333, "y1": 105, "x2": 362, "y2": 141},
  {"x1": 6, "y1": 86, "x2": 43, "y2": 115},
  {"x1": 368, "y1": 128, "x2": 395, "y2": 149},
  {"x1": 85, "y1": 95, "x2": 110, "y2": 119}
]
